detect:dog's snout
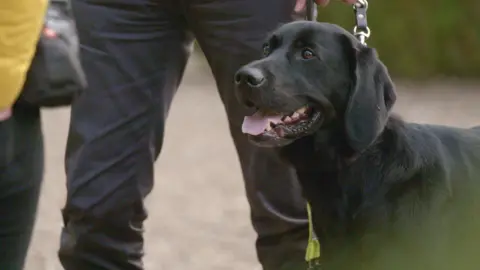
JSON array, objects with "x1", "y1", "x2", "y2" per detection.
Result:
[{"x1": 234, "y1": 67, "x2": 265, "y2": 88}]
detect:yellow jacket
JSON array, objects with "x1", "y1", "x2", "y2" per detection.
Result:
[{"x1": 0, "y1": 0, "x2": 48, "y2": 109}]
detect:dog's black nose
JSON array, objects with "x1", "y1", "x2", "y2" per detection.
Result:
[{"x1": 234, "y1": 67, "x2": 265, "y2": 88}]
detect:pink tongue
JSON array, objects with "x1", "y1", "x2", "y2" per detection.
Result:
[{"x1": 242, "y1": 112, "x2": 283, "y2": 135}]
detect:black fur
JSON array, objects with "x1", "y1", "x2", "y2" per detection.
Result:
[{"x1": 235, "y1": 21, "x2": 480, "y2": 270}]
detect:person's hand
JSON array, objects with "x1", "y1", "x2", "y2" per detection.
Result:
[
  {"x1": 0, "y1": 108, "x2": 12, "y2": 121},
  {"x1": 295, "y1": 0, "x2": 357, "y2": 13}
]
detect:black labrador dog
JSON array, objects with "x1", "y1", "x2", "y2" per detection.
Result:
[{"x1": 234, "y1": 21, "x2": 480, "y2": 270}]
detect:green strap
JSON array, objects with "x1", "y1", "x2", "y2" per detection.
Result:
[{"x1": 305, "y1": 203, "x2": 321, "y2": 263}]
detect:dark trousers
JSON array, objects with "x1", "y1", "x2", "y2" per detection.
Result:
[
  {"x1": 0, "y1": 104, "x2": 43, "y2": 270},
  {"x1": 61, "y1": 0, "x2": 308, "y2": 269}
]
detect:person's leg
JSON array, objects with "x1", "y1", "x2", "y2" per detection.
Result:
[
  {"x1": 0, "y1": 104, "x2": 43, "y2": 270},
  {"x1": 188, "y1": 1, "x2": 308, "y2": 269},
  {"x1": 60, "y1": 1, "x2": 194, "y2": 269}
]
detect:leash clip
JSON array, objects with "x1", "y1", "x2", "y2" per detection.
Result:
[
  {"x1": 353, "y1": 0, "x2": 371, "y2": 45},
  {"x1": 306, "y1": 0, "x2": 317, "y2": 21}
]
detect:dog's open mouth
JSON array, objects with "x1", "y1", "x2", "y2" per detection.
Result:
[{"x1": 242, "y1": 105, "x2": 322, "y2": 147}]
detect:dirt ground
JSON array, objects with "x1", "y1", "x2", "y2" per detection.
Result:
[{"x1": 25, "y1": 51, "x2": 480, "y2": 270}]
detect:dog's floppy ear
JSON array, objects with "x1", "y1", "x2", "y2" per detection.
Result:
[{"x1": 344, "y1": 45, "x2": 396, "y2": 153}]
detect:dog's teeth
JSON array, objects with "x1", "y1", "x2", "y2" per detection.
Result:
[
  {"x1": 296, "y1": 106, "x2": 308, "y2": 114},
  {"x1": 265, "y1": 124, "x2": 272, "y2": 131},
  {"x1": 283, "y1": 116, "x2": 292, "y2": 123},
  {"x1": 291, "y1": 112, "x2": 300, "y2": 119}
]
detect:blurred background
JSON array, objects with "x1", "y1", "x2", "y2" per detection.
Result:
[
  {"x1": 26, "y1": 1, "x2": 479, "y2": 269},
  {"x1": 317, "y1": 0, "x2": 480, "y2": 79}
]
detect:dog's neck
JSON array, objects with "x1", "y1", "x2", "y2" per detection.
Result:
[
  {"x1": 278, "y1": 123, "x2": 359, "y2": 172},
  {"x1": 281, "y1": 115, "x2": 407, "y2": 170}
]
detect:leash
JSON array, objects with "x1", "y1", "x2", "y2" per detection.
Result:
[{"x1": 304, "y1": 1, "x2": 370, "y2": 269}]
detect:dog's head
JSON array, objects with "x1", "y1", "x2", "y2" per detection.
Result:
[{"x1": 234, "y1": 21, "x2": 396, "y2": 154}]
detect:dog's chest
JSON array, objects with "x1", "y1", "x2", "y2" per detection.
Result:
[
  {"x1": 302, "y1": 167, "x2": 477, "y2": 269},
  {"x1": 299, "y1": 164, "x2": 399, "y2": 255},
  {"x1": 300, "y1": 168, "x2": 383, "y2": 233}
]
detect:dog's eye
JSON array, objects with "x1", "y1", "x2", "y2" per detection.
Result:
[
  {"x1": 263, "y1": 44, "x2": 270, "y2": 56},
  {"x1": 301, "y1": 48, "x2": 315, "y2": 60}
]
